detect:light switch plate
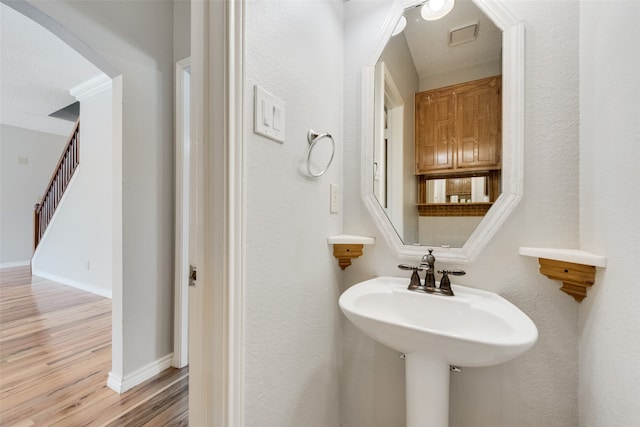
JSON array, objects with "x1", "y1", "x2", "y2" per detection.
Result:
[
  {"x1": 330, "y1": 184, "x2": 340, "y2": 213},
  {"x1": 254, "y1": 85, "x2": 285, "y2": 143}
]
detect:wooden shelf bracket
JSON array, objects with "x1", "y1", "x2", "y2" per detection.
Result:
[
  {"x1": 333, "y1": 244, "x2": 364, "y2": 270},
  {"x1": 519, "y1": 247, "x2": 606, "y2": 303},
  {"x1": 328, "y1": 235, "x2": 375, "y2": 270},
  {"x1": 538, "y1": 258, "x2": 596, "y2": 302}
]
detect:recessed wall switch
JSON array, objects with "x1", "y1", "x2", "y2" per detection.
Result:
[
  {"x1": 330, "y1": 184, "x2": 340, "y2": 213},
  {"x1": 273, "y1": 106, "x2": 282, "y2": 131},
  {"x1": 254, "y1": 85, "x2": 285, "y2": 143},
  {"x1": 262, "y1": 99, "x2": 272, "y2": 127}
]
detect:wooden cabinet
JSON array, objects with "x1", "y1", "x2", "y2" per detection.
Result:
[
  {"x1": 415, "y1": 75, "x2": 501, "y2": 175},
  {"x1": 415, "y1": 91, "x2": 454, "y2": 173}
]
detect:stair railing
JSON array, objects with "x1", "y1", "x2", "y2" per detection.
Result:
[{"x1": 33, "y1": 119, "x2": 80, "y2": 250}]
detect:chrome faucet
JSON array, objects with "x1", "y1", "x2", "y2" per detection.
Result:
[{"x1": 398, "y1": 249, "x2": 466, "y2": 296}]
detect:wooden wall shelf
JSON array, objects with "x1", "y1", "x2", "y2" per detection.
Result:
[
  {"x1": 417, "y1": 202, "x2": 492, "y2": 217},
  {"x1": 519, "y1": 247, "x2": 606, "y2": 302},
  {"x1": 328, "y1": 235, "x2": 375, "y2": 270}
]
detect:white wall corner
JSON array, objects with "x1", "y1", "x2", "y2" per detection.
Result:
[
  {"x1": 107, "y1": 353, "x2": 174, "y2": 394},
  {"x1": 70, "y1": 73, "x2": 112, "y2": 101}
]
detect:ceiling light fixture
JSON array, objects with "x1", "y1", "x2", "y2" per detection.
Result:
[
  {"x1": 392, "y1": 16, "x2": 407, "y2": 36},
  {"x1": 421, "y1": 0, "x2": 455, "y2": 21}
]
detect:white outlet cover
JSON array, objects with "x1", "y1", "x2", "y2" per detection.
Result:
[{"x1": 254, "y1": 85, "x2": 285, "y2": 143}]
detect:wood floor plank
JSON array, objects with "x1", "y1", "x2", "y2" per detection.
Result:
[
  {"x1": 0, "y1": 266, "x2": 188, "y2": 426},
  {"x1": 104, "y1": 375, "x2": 189, "y2": 427},
  {"x1": 61, "y1": 368, "x2": 188, "y2": 427}
]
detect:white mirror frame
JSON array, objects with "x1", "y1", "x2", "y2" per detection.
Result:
[{"x1": 361, "y1": 0, "x2": 524, "y2": 263}]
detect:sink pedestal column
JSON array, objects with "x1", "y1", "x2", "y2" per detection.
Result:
[{"x1": 405, "y1": 353, "x2": 450, "y2": 427}]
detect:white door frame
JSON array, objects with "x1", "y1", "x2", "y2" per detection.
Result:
[
  {"x1": 383, "y1": 66, "x2": 405, "y2": 236},
  {"x1": 373, "y1": 61, "x2": 404, "y2": 231},
  {"x1": 173, "y1": 56, "x2": 191, "y2": 369},
  {"x1": 189, "y1": 0, "x2": 245, "y2": 425}
]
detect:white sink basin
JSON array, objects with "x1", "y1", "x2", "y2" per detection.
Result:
[
  {"x1": 339, "y1": 276, "x2": 538, "y2": 427},
  {"x1": 339, "y1": 276, "x2": 537, "y2": 367}
]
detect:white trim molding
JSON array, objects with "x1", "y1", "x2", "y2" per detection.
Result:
[
  {"x1": 107, "y1": 354, "x2": 173, "y2": 394},
  {"x1": 173, "y1": 56, "x2": 191, "y2": 369},
  {"x1": 0, "y1": 261, "x2": 31, "y2": 269},
  {"x1": 70, "y1": 73, "x2": 112, "y2": 101},
  {"x1": 109, "y1": 74, "x2": 124, "y2": 392},
  {"x1": 226, "y1": 1, "x2": 246, "y2": 423},
  {"x1": 30, "y1": 269, "x2": 112, "y2": 299},
  {"x1": 361, "y1": 0, "x2": 525, "y2": 263},
  {"x1": 189, "y1": 0, "x2": 245, "y2": 425}
]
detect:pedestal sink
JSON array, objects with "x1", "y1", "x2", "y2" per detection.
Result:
[{"x1": 339, "y1": 277, "x2": 538, "y2": 427}]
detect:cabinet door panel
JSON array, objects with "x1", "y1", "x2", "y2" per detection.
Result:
[
  {"x1": 458, "y1": 92, "x2": 476, "y2": 164},
  {"x1": 456, "y1": 77, "x2": 501, "y2": 170},
  {"x1": 415, "y1": 92, "x2": 453, "y2": 173}
]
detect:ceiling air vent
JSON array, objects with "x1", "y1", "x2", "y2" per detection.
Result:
[{"x1": 449, "y1": 22, "x2": 479, "y2": 47}]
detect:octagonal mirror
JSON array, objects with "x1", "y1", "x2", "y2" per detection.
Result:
[{"x1": 361, "y1": 0, "x2": 524, "y2": 263}]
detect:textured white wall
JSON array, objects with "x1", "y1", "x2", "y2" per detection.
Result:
[
  {"x1": 32, "y1": 86, "x2": 113, "y2": 296},
  {"x1": 579, "y1": 2, "x2": 640, "y2": 425},
  {"x1": 29, "y1": 0, "x2": 175, "y2": 375},
  {"x1": 243, "y1": 1, "x2": 343, "y2": 425},
  {"x1": 420, "y1": 59, "x2": 501, "y2": 91},
  {"x1": 342, "y1": 1, "x2": 581, "y2": 426},
  {"x1": 419, "y1": 216, "x2": 483, "y2": 247},
  {"x1": 0, "y1": 125, "x2": 66, "y2": 265}
]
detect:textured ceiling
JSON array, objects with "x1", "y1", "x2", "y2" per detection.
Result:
[
  {"x1": 402, "y1": 0, "x2": 502, "y2": 80},
  {"x1": 0, "y1": 3, "x2": 105, "y2": 137}
]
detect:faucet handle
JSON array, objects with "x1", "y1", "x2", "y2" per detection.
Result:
[
  {"x1": 444, "y1": 269, "x2": 466, "y2": 276},
  {"x1": 437, "y1": 269, "x2": 464, "y2": 296},
  {"x1": 398, "y1": 264, "x2": 423, "y2": 271},
  {"x1": 398, "y1": 264, "x2": 424, "y2": 290}
]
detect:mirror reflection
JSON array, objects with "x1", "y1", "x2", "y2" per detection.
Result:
[{"x1": 373, "y1": 0, "x2": 502, "y2": 247}]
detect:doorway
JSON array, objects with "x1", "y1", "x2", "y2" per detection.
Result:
[{"x1": 1, "y1": 0, "x2": 124, "y2": 385}]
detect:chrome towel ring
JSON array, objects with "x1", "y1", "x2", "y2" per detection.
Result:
[{"x1": 306, "y1": 129, "x2": 335, "y2": 177}]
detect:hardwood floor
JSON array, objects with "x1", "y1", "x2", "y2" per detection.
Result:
[{"x1": 0, "y1": 266, "x2": 188, "y2": 426}]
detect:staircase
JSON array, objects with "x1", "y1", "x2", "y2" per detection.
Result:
[{"x1": 33, "y1": 119, "x2": 80, "y2": 250}]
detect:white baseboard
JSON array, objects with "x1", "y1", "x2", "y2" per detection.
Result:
[
  {"x1": 31, "y1": 269, "x2": 112, "y2": 299},
  {"x1": 0, "y1": 260, "x2": 30, "y2": 269},
  {"x1": 107, "y1": 353, "x2": 174, "y2": 394}
]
